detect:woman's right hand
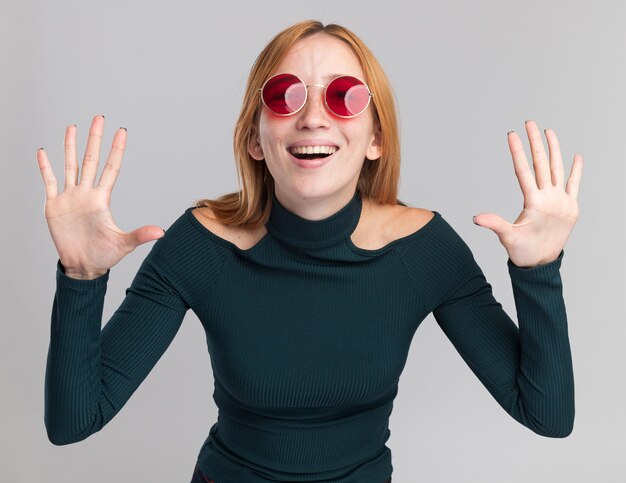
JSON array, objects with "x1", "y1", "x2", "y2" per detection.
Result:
[{"x1": 37, "y1": 114, "x2": 166, "y2": 279}]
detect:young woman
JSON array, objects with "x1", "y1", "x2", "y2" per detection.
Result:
[{"x1": 38, "y1": 20, "x2": 582, "y2": 483}]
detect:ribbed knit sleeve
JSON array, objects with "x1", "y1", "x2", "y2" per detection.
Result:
[
  {"x1": 428, "y1": 226, "x2": 574, "y2": 437},
  {"x1": 44, "y1": 232, "x2": 191, "y2": 445}
]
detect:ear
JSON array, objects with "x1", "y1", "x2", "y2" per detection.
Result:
[
  {"x1": 248, "y1": 125, "x2": 265, "y2": 161},
  {"x1": 365, "y1": 122, "x2": 382, "y2": 160}
]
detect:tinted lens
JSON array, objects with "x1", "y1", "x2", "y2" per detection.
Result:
[
  {"x1": 262, "y1": 73, "x2": 306, "y2": 115},
  {"x1": 326, "y1": 76, "x2": 371, "y2": 117}
]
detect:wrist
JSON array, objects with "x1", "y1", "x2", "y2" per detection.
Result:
[
  {"x1": 59, "y1": 260, "x2": 108, "y2": 280},
  {"x1": 64, "y1": 270, "x2": 107, "y2": 280}
]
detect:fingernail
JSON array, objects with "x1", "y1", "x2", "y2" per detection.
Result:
[
  {"x1": 38, "y1": 147, "x2": 44, "y2": 151},
  {"x1": 120, "y1": 127, "x2": 127, "y2": 131},
  {"x1": 525, "y1": 120, "x2": 530, "y2": 124},
  {"x1": 72, "y1": 124, "x2": 76, "y2": 127},
  {"x1": 507, "y1": 131, "x2": 514, "y2": 135},
  {"x1": 100, "y1": 115, "x2": 105, "y2": 119},
  {"x1": 473, "y1": 216, "x2": 478, "y2": 225}
]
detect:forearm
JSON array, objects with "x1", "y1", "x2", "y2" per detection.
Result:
[
  {"x1": 45, "y1": 260, "x2": 111, "y2": 445},
  {"x1": 44, "y1": 255, "x2": 189, "y2": 445},
  {"x1": 507, "y1": 249, "x2": 575, "y2": 437},
  {"x1": 432, "y1": 249, "x2": 574, "y2": 438}
]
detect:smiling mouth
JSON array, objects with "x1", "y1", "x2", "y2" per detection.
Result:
[
  {"x1": 291, "y1": 152, "x2": 332, "y2": 160},
  {"x1": 287, "y1": 149, "x2": 337, "y2": 169},
  {"x1": 287, "y1": 148, "x2": 339, "y2": 160}
]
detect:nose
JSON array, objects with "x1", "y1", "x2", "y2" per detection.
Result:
[{"x1": 295, "y1": 84, "x2": 331, "y2": 130}]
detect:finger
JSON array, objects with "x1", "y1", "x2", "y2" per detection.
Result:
[
  {"x1": 97, "y1": 127, "x2": 127, "y2": 195},
  {"x1": 507, "y1": 131, "x2": 537, "y2": 199},
  {"x1": 64, "y1": 124, "x2": 79, "y2": 189},
  {"x1": 36, "y1": 148, "x2": 59, "y2": 199},
  {"x1": 544, "y1": 128, "x2": 564, "y2": 189},
  {"x1": 78, "y1": 114, "x2": 105, "y2": 188},
  {"x1": 525, "y1": 120, "x2": 551, "y2": 189},
  {"x1": 566, "y1": 153, "x2": 583, "y2": 200}
]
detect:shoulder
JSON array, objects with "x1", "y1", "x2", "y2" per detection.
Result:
[
  {"x1": 361, "y1": 197, "x2": 434, "y2": 237},
  {"x1": 386, "y1": 205, "x2": 436, "y2": 240},
  {"x1": 353, "y1": 199, "x2": 435, "y2": 249},
  {"x1": 190, "y1": 206, "x2": 227, "y2": 235},
  {"x1": 392, "y1": 205, "x2": 435, "y2": 230},
  {"x1": 190, "y1": 206, "x2": 267, "y2": 250}
]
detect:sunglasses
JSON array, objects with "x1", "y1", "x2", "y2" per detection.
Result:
[{"x1": 258, "y1": 72, "x2": 374, "y2": 118}]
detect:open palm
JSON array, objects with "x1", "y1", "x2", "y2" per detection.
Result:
[
  {"x1": 37, "y1": 115, "x2": 165, "y2": 278},
  {"x1": 473, "y1": 120, "x2": 583, "y2": 268}
]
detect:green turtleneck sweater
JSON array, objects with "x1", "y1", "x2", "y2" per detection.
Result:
[{"x1": 44, "y1": 188, "x2": 575, "y2": 482}]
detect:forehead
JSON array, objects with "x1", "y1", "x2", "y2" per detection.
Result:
[{"x1": 274, "y1": 34, "x2": 364, "y2": 81}]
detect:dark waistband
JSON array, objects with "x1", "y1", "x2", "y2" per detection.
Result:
[{"x1": 216, "y1": 403, "x2": 393, "y2": 472}]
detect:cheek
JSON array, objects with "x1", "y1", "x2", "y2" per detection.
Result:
[
  {"x1": 259, "y1": 116, "x2": 288, "y2": 148},
  {"x1": 342, "y1": 111, "x2": 375, "y2": 139},
  {"x1": 346, "y1": 124, "x2": 374, "y2": 150}
]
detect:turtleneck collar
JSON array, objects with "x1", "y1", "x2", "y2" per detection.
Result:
[{"x1": 266, "y1": 188, "x2": 363, "y2": 250}]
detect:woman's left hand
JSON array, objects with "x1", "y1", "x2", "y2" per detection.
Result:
[{"x1": 472, "y1": 120, "x2": 583, "y2": 268}]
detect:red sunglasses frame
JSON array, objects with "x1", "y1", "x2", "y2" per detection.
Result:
[{"x1": 258, "y1": 72, "x2": 374, "y2": 119}]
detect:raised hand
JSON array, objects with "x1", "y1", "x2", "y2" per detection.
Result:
[
  {"x1": 37, "y1": 115, "x2": 165, "y2": 279},
  {"x1": 472, "y1": 120, "x2": 583, "y2": 268}
]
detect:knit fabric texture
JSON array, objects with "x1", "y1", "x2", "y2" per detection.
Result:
[{"x1": 44, "y1": 188, "x2": 574, "y2": 482}]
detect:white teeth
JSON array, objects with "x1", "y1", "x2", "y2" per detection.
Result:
[{"x1": 289, "y1": 145, "x2": 337, "y2": 155}]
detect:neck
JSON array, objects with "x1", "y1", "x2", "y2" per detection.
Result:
[
  {"x1": 266, "y1": 187, "x2": 363, "y2": 250},
  {"x1": 272, "y1": 187, "x2": 359, "y2": 221}
]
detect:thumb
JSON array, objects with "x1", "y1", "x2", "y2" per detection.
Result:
[
  {"x1": 128, "y1": 225, "x2": 166, "y2": 248},
  {"x1": 473, "y1": 213, "x2": 509, "y2": 236}
]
